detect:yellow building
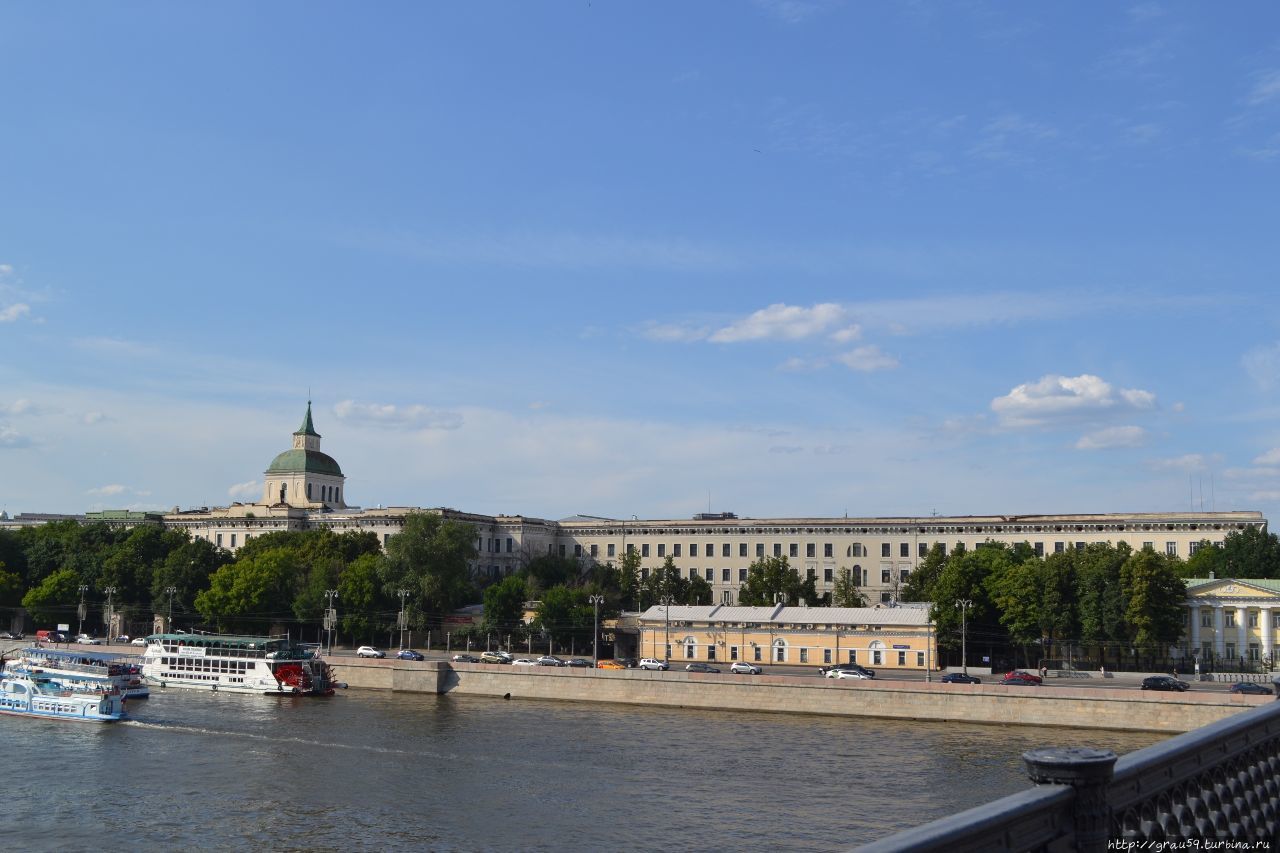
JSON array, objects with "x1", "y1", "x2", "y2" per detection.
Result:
[
  {"x1": 636, "y1": 603, "x2": 935, "y2": 670},
  {"x1": 1185, "y1": 577, "x2": 1280, "y2": 668}
]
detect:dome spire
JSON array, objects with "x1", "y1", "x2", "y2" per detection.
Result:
[{"x1": 296, "y1": 400, "x2": 320, "y2": 438}]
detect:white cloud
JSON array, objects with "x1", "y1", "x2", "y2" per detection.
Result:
[
  {"x1": 0, "y1": 423, "x2": 30, "y2": 448},
  {"x1": 752, "y1": 0, "x2": 824, "y2": 24},
  {"x1": 83, "y1": 411, "x2": 107, "y2": 425},
  {"x1": 641, "y1": 322, "x2": 711, "y2": 343},
  {"x1": 1253, "y1": 448, "x2": 1280, "y2": 466},
  {"x1": 1247, "y1": 70, "x2": 1280, "y2": 106},
  {"x1": 836, "y1": 345, "x2": 899, "y2": 372},
  {"x1": 769, "y1": 445, "x2": 804, "y2": 454},
  {"x1": 87, "y1": 484, "x2": 127, "y2": 497},
  {"x1": 333, "y1": 400, "x2": 464, "y2": 431},
  {"x1": 710, "y1": 303, "x2": 848, "y2": 343},
  {"x1": 1149, "y1": 454, "x2": 1208, "y2": 472},
  {"x1": 778, "y1": 356, "x2": 821, "y2": 372},
  {"x1": 991, "y1": 374, "x2": 1157, "y2": 428},
  {"x1": 830, "y1": 324, "x2": 862, "y2": 343},
  {"x1": 0, "y1": 303, "x2": 30, "y2": 322},
  {"x1": 0, "y1": 399, "x2": 36, "y2": 416},
  {"x1": 228, "y1": 480, "x2": 262, "y2": 500},
  {"x1": 1075, "y1": 426, "x2": 1147, "y2": 450},
  {"x1": 1243, "y1": 343, "x2": 1280, "y2": 390}
]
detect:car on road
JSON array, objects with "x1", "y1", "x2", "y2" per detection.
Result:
[
  {"x1": 616, "y1": 657, "x2": 638, "y2": 668},
  {"x1": 451, "y1": 654, "x2": 481, "y2": 663},
  {"x1": 512, "y1": 658, "x2": 539, "y2": 666},
  {"x1": 638, "y1": 658, "x2": 669, "y2": 671},
  {"x1": 1001, "y1": 671, "x2": 1042, "y2": 686},
  {"x1": 685, "y1": 663, "x2": 721, "y2": 673},
  {"x1": 536, "y1": 655, "x2": 567, "y2": 667},
  {"x1": 564, "y1": 658, "x2": 592, "y2": 668},
  {"x1": 396, "y1": 648, "x2": 425, "y2": 661},
  {"x1": 1230, "y1": 682, "x2": 1273, "y2": 695},
  {"x1": 356, "y1": 646, "x2": 386, "y2": 659},
  {"x1": 0, "y1": 631, "x2": 22, "y2": 640},
  {"x1": 1140, "y1": 675, "x2": 1190, "y2": 692},
  {"x1": 131, "y1": 637, "x2": 148, "y2": 646},
  {"x1": 822, "y1": 663, "x2": 876, "y2": 679},
  {"x1": 596, "y1": 659, "x2": 626, "y2": 669},
  {"x1": 827, "y1": 668, "x2": 873, "y2": 680},
  {"x1": 75, "y1": 634, "x2": 103, "y2": 645},
  {"x1": 940, "y1": 672, "x2": 982, "y2": 684},
  {"x1": 480, "y1": 651, "x2": 511, "y2": 664},
  {"x1": 729, "y1": 661, "x2": 762, "y2": 675},
  {"x1": 113, "y1": 635, "x2": 130, "y2": 643}
]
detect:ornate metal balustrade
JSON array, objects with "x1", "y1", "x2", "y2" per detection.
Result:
[{"x1": 860, "y1": 699, "x2": 1280, "y2": 851}]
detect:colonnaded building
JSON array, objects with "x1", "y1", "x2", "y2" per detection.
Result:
[{"x1": 66, "y1": 403, "x2": 1264, "y2": 611}]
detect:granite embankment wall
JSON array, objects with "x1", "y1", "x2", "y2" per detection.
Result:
[{"x1": 329, "y1": 659, "x2": 1268, "y2": 734}]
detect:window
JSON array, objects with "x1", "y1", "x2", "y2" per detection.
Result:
[
  {"x1": 823, "y1": 649, "x2": 832, "y2": 664},
  {"x1": 799, "y1": 648, "x2": 808, "y2": 663},
  {"x1": 1226, "y1": 643, "x2": 1237, "y2": 659},
  {"x1": 691, "y1": 544, "x2": 699, "y2": 557},
  {"x1": 824, "y1": 543, "x2": 833, "y2": 558},
  {"x1": 917, "y1": 652, "x2": 925, "y2": 667},
  {"x1": 740, "y1": 543, "x2": 748, "y2": 557},
  {"x1": 658, "y1": 544, "x2": 665, "y2": 557},
  {"x1": 753, "y1": 646, "x2": 762, "y2": 662},
  {"x1": 1034, "y1": 542, "x2": 1044, "y2": 557},
  {"x1": 774, "y1": 644, "x2": 786, "y2": 663},
  {"x1": 897, "y1": 651, "x2": 906, "y2": 666},
  {"x1": 918, "y1": 543, "x2": 928, "y2": 558},
  {"x1": 790, "y1": 544, "x2": 799, "y2": 558},
  {"x1": 1226, "y1": 611, "x2": 1237, "y2": 628},
  {"x1": 807, "y1": 568, "x2": 816, "y2": 580},
  {"x1": 589, "y1": 543, "x2": 597, "y2": 557},
  {"x1": 1189, "y1": 541, "x2": 1202, "y2": 555},
  {"x1": 705, "y1": 568, "x2": 713, "y2": 582},
  {"x1": 509, "y1": 538, "x2": 515, "y2": 553},
  {"x1": 900, "y1": 543, "x2": 909, "y2": 558},
  {"x1": 723, "y1": 544, "x2": 731, "y2": 557},
  {"x1": 641, "y1": 544, "x2": 650, "y2": 557},
  {"x1": 1054, "y1": 542, "x2": 1065, "y2": 554},
  {"x1": 216, "y1": 534, "x2": 223, "y2": 547},
  {"x1": 558, "y1": 544, "x2": 566, "y2": 557},
  {"x1": 730, "y1": 645, "x2": 739, "y2": 660},
  {"x1": 806, "y1": 543, "x2": 815, "y2": 558},
  {"x1": 900, "y1": 570, "x2": 910, "y2": 583},
  {"x1": 574, "y1": 544, "x2": 583, "y2": 557},
  {"x1": 1201, "y1": 611, "x2": 1212, "y2": 627},
  {"x1": 773, "y1": 543, "x2": 782, "y2": 557},
  {"x1": 1249, "y1": 643, "x2": 1261, "y2": 662},
  {"x1": 673, "y1": 544, "x2": 682, "y2": 557},
  {"x1": 688, "y1": 568, "x2": 698, "y2": 580},
  {"x1": 627, "y1": 544, "x2": 634, "y2": 555},
  {"x1": 739, "y1": 568, "x2": 747, "y2": 582},
  {"x1": 824, "y1": 568, "x2": 833, "y2": 583},
  {"x1": 881, "y1": 569, "x2": 891, "y2": 583},
  {"x1": 608, "y1": 544, "x2": 616, "y2": 557},
  {"x1": 1250, "y1": 612, "x2": 1259, "y2": 628},
  {"x1": 230, "y1": 534, "x2": 237, "y2": 548},
  {"x1": 872, "y1": 649, "x2": 883, "y2": 665},
  {"x1": 881, "y1": 543, "x2": 891, "y2": 557},
  {"x1": 1166, "y1": 542, "x2": 1177, "y2": 556},
  {"x1": 1143, "y1": 541, "x2": 1153, "y2": 551},
  {"x1": 722, "y1": 568, "x2": 730, "y2": 582},
  {"x1": 685, "y1": 644, "x2": 695, "y2": 659},
  {"x1": 1075, "y1": 542, "x2": 1085, "y2": 552},
  {"x1": 756, "y1": 544, "x2": 764, "y2": 558},
  {"x1": 848, "y1": 650, "x2": 858, "y2": 664},
  {"x1": 707, "y1": 645, "x2": 716, "y2": 661},
  {"x1": 880, "y1": 592, "x2": 893, "y2": 603}
]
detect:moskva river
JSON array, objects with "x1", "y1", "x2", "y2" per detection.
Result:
[{"x1": 2, "y1": 688, "x2": 1163, "y2": 851}]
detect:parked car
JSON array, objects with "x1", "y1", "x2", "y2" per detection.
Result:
[
  {"x1": 685, "y1": 662, "x2": 721, "y2": 673},
  {"x1": 940, "y1": 672, "x2": 982, "y2": 684},
  {"x1": 47, "y1": 632, "x2": 70, "y2": 644},
  {"x1": 638, "y1": 658, "x2": 669, "y2": 671},
  {"x1": 512, "y1": 658, "x2": 539, "y2": 666},
  {"x1": 564, "y1": 658, "x2": 592, "y2": 668},
  {"x1": 729, "y1": 661, "x2": 762, "y2": 675},
  {"x1": 113, "y1": 635, "x2": 130, "y2": 643},
  {"x1": 356, "y1": 646, "x2": 386, "y2": 659},
  {"x1": 822, "y1": 663, "x2": 876, "y2": 679},
  {"x1": 451, "y1": 654, "x2": 481, "y2": 663},
  {"x1": 596, "y1": 659, "x2": 626, "y2": 669},
  {"x1": 536, "y1": 655, "x2": 567, "y2": 667},
  {"x1": 131, "y1": 637, "x2": 148, "y2": 646},
  {"x1": 75, "y1": 634, "x2": 103, "y2": 645},
  {"x1": 395, "y1": 648, "x2": 425, "y2": 661},
  {"x1": 479, "y1": 651, "x2": 511, "y2": 664},
  {"x1": 827, "y1": 668, "x2": 873, "y2": 680},
  {"x1": 1002, "y1": 670, "x2": 1043, "y2": 685},
  {"x1": 0, "y1": 631, "x2": 22, "y2": 640},
  {"x1": 1141, "y1": 675, "x2": 1190, "y2": 692},
  {"x1": 1001, "y1": 672, "x2": 1042, "y2": 686},
  {"x1": 1229, "y1": 682, "x2": 1273, "y2": 695},
  {"x1": 616, "y1": 657, "x2": 638, "y2": 668}
]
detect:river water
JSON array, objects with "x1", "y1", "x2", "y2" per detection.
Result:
[{"x1": 3, "y1": 688, "x2": 1164, "y2": 851}]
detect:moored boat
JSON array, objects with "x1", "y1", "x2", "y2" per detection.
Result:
[
  {"x1": 7, "y1": 647, "x2": 150, "y2": 699},
  {"x1": 0, "y1": 672, "x2": 126, "y2": 722},
  {"x1": 140, "y1": 633, "x2": 338, "y2": 696}
]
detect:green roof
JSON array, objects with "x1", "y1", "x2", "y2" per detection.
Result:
[
  {"x1": 295, "y1": 401, "x2": 320, "y2": 437},
  {"x1": 1186, "y1": 578, "x2": 1280, "y2": 593},
  {"x1": 265, "y1": 448, "x2": 344, "y2": 477}
]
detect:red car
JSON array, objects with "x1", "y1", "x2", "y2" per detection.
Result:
[{"x1": 1001, "y1": 670, "x2": 1043, "y2": 686}]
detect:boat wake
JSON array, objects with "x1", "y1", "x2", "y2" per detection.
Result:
[{"x1": 120, "y1": 718, "x2": 420, "y2": 755}]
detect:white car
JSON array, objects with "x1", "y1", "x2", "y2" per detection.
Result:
[
  {"x1": 131, "y1": 637, "x2": 148, "y2": 647},
  {"x1": 638, "y1": 658, "x2": 669, "y2": 671},
  {"x1": 512, "y1": 658, "x2": 539, "y2": 666},
  {"x1": 356, "y1": 646, "x2": 385, "y2": 658},
  {"x1": 75, "y1": 634, "x2": 102, "y2": 645},
  {"x1": 827, "y1": 668, "x2": 872, "y2": 680},
  {"x1": 729, "y1": 661, "x2": 762, "y2": 675}
]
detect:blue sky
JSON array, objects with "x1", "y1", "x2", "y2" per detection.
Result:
[{"x1": 3, "y1": 2, "x2": 1280, "y2": 524}]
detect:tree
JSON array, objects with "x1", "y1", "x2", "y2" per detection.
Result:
[
  {"x1": 150, "y1": 537, "x2": 229, "y2": 622},
  {"x1": 928, "y1": 545, "x2": 1006, "y2": 658},
  {"x1": 738, "y1": 556, "x2": 813, "y2": 606},
  {"x1": 195, "y1": 547, "x2": 303, "y2": 633},
  {"x1": 484, "y1": 573, "x2": 528, "y2": 632},
  {"x1": 989, "y1": 551, "x2": 1077, "y2": 664},
  {"x1": 535, "y1": 585, "x2": 589, "y2": 646},
  {"x1": 641, "y1": 557, "x2": 690, "y2": 606},
  {"x1": 901, "y1": 544, "x2": 947, "y2": 602},
  {"x1": 1121, "y1": 547, "x2": 1187, "y2": 654},
  {"x1": 22, "y1": 568, "x2": 82, "y2": 626},
  {"x1": 337, "y1": 552, "x2": 386, "y2": 643},
  {"x1": 1076, "y1": 543, "x2": 1130, "y2": 665},
  {"x1": 1221, "y1": 526, "x2": 1280, "y2": 578},
  {"x1": 380, "y1": 512, "x2": 478, "y2": 627},
  {"x1": 1182, "y1": 540, "x2": 1225, "y2": 579},
  {"x1": 831, "y1": 567, "x2": 867, "y2": 608},
  {"x1": 617, "y1": 549, "x2": 642, "y2": 611}
]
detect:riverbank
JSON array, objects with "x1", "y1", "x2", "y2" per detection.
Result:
[{"x1": 327, "y1": 658, "x2": 1267, "y2": 733}]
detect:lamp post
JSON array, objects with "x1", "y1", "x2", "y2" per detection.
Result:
[
  {"x1": 397, "y1": 589, "x2": 408, "y2": 650},
  {"x1": 588, "y1": 594, "x2": 604, "y2": 666},
  {"x1": 77, "y1": 585, "x2": 88, "y2": 637},
  {"x1": 165, "y1": 586, "x2": 177, "y2": 634},
  {"x1": 660, "y1": 595, "x2": 674, "y2": 664},
  {"x1": 103, "y1": 586, "x2": 117, "y2": 641},
  {"x1": 325, "y1": 589, "x2": 338, "y2": 655},
  {"x1": 955, "y1": 598, "x2": 972, "y2": 675}
]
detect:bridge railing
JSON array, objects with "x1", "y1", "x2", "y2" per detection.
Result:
[{"x1": 859, "y1": 699, "x2": 1280, "y2": 851}]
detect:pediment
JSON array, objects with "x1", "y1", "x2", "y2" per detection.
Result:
[{"x1": 1190, "y1": 580, "x2": 1280, "y2": 601}]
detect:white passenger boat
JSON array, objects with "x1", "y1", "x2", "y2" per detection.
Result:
[
  {"x1": 0, "y1": 672, "x2": 126, "y2": 722},
  {"x1": 140, "y1": 633, "x2": 339, "y2": 696},
  {"x1": 8, "y1": 647, "x2": 150, "y2": 699}
]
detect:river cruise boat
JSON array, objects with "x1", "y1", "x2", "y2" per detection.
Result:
[
  {"x1": 0, "y1": 672, "x2": 126, "y2": 722},
  {"x1": 9, "y1": 647, "x2": 149, "y2": 699},
  {"x1": 140, "y1": 633, "x2": 339, "y2": 696}
]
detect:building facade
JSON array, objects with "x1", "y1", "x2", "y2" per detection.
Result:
[{"x1": 1184, "y1": 578, "x2": 1280, "y2": 669}]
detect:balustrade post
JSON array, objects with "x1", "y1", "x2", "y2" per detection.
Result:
[{"x1": 1023, "y1": 746, "x2": 1117, "y2": 852}]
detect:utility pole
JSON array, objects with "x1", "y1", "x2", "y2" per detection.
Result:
[
  {"x1": 956, "y1": 598, "x2": 972, "y2": 675},
  {"x1": 397, "y1": 589, "x2": 408, "y2": 650},
  {"x1": 77, "y1": 585, "x2": 88, "y2": 637},
  {"x1": 325, "y1": 589, "x2": 338, "y2": 655},
  {"x1": 588, "y1": 594, "x2": 604, "y2": 666},
  {"x1": 165, "y1": 586, "x2": 177, "y2": 634},
  {"x1": 661, "y1": 595, "x2": 674, "y2": 664},
  {"x1": 104, "y1": 587, "x2": 117, "y2": 640}
]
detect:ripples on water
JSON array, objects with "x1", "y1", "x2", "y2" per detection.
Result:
[{"x1": 1, "y1": 688, "x2": 1164, "y2": 852}]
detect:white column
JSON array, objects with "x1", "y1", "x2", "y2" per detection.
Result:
[
  {"x1": 1190, "y1": 604, "x2": 1201, "y2": 653},
  {"x1": 1239, "y1": 606, "x2": 1250, "y2": 664},
  {"x1": 1214, "y1": 605, "x2": 1226, "y2": 658},
  {"x1": 1263, "y1": 607, "x2": 1274, "y2": 666}
]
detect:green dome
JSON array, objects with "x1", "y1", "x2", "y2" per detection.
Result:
[{"x1": 265, "y1": 449, "x2": 344, "y2": 477}]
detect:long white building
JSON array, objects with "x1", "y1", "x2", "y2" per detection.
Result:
[{"x1": 150, "y1": 404, "x2": 1268, "y2": 607}]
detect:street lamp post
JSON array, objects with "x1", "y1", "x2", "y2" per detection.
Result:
[
  {"x1": 660, "y1": 595, "x2": 674, "y2": 664},
  {"x1": 325, "y1": 589, "x2": 338, "y2": 655},
  {"x1": 588, "y1": 594, "x2": 604, "y2": 666},
  {"x1": 397, "y1": 589, "x2": 408, "y2": 650},
  {"x1": 104, "y1": 586, "x2": 117, "y2": 640},
  {"x1": 77, "y1": 585, "x2": 88, "y2": 637},
  {"x1": 955, "y1": 598, "x2": 972, "y2": 675},
  {"x1": 165, "y1": 586, "x2": 177, "y2": 634}
]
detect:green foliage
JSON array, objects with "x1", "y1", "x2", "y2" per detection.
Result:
[
  {"x1": 640, "y1": 556, "x2": 690, "y2": 608},
  {"x1": 989, "y1": 550, "x2": 1077, "y2": 650},
  {"x1": 523, "y1": 555, "x2": 580, "y2": 593},
  {"x1": 831, "y1": 567, "x2": 867, "y2": 608},
  {"x1": 737, "y1": 556, "x2": 817, "y2": 606},
  {"x1": 0, "y1": 564, "x2": 22, "y2": 608},
  {"x1": 483, "y1": 573, "x2": 529, "y2": 631},
  {"x1": 535, "y1": 586, "x2": 590, "y2": 645},
  {"x1": 22, "y1": 568, "x2": 82, "y2": 625},
  {"x1": 927, "y1": 545, "x2": 1008, "y2": 652},
  {"x1": 1182, "y1": 540, "x2": 1225, "y2": 579},
  {"x1": 1221, "y1": 526, "x2": 1280, "y2": 578},
  {"x1": 616, "y1": 550, "x2": 642, "y2": 610},
  {"x1": 337, "y1": 552, "x2": 386, "y2": 643},
  {"x1": 1121, "y1": 547, "x2": 1187, "y2": 647},
  {"x1": 380, "y1": 512, "x2": 478, "y2": 622},
  {"x1": 194, "y1": 547, "x2": 303, "y2": 633},
  {"x1": 901, "y1": 543, "x2": 946, "y2": 602}
]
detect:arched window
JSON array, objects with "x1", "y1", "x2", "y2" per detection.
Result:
[
  {"x1": 869, "y1": 640, "x2": 886, "y2": 667},
  {"x1": 307, "y1": 483, "x2": 312, "y2": 500},
  {"x1": 773, "y1": 638, "x2": 788, "y2": 663}
]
